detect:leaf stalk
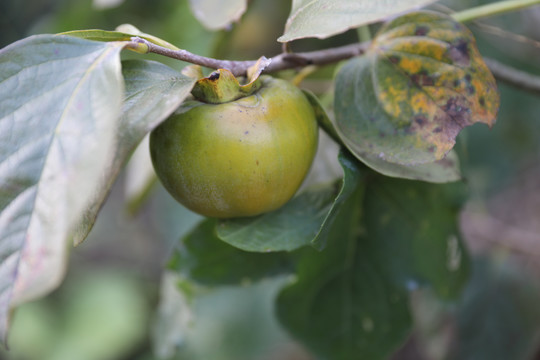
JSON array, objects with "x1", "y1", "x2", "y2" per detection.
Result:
[{"x1": 452, "y1": 0, "x2": 540, "y2": 23}]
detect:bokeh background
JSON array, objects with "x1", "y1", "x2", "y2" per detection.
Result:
[{"x1": 2, "y1": 0, "x2": 540, "y2": 359}]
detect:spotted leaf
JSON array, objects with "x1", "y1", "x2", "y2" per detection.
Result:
[{"x1": 335, "y1": 11, "x2": 499, "y2": 165}]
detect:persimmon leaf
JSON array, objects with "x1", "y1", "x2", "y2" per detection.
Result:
[
  {"x1": 304, "y1": 89, "x2": 461, "y2": 182},
  {"x1": 335, "y1": 11, "x2": 499, "y2": 165},
  {"x1": 279, "y1": 0, "x2": 436, "y2": 42},
  {"x1": 364, "y1": 175, "x2": 470, "y2": 299},
  {"x1": 0, "y1": 35, "x2": 195, "y2": 343},
  {"x1": 71, "y1": 59, "x2": 196, "y2": 247},
  {"x1": 358, "y1": 149, "x2": 462, "y2": 183},
  {"x1": 276, "y1": 178, "x2": 412, "y2": 360},
  {"x1": 61, "y1": 26, "x2": 180, "y2": 50},
  {"x1": 0, "y1": 35, "x2": 126, "y2": 342},
  {"x1": 169, "y1": 218, "x2": 293, "y2": 286}
]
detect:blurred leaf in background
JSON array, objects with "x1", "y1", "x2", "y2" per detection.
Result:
[
  {"x1": 3, "y1": 269, "x2": 150, "y2": 360},
  {"x1": 409, "y1": 256, "x2": 540, "y2": 360},
  {"x1": 450, "y1": 257, "x2": 540, "y2": 360},
  {"x1": 154, "y1": 274, "x2": 310, "y2": 360}
]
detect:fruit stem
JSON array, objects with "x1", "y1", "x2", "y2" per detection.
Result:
[
  {"x1": 452, "y1": 0, "x2": 540, "y2": 23},
  {"x1": 191, "y1": 69, "x2": 263, "y2": 104}
]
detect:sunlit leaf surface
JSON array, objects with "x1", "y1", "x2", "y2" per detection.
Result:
[
  {"x1": 0, "y1": 35, "x2": 194, "y2": 341},
  {"x1": 335, "y1": 11, "x2": 499, "y2": 165},
  {"x1": 0, "y1": 35, "x2": 125, "y2": 342},
  {"x1": 72, "y1": 59, "x2": 196, "y2": 246},
  {"x1": 279, "y1": 0, "x2": 436, "y2": 42},
  {"x1": 62, "y1": 25, "x2": 180, "y2": 50}
]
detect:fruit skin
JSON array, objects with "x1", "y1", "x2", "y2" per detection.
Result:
[{"x1": 149, "y1": 76, "x2": 319, "y2": 218}]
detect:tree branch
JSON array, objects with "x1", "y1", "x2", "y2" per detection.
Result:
[
  {"x1": 131, "y1": 37, "x2": 369, "y2": 76},
  {"x1": 263, "y1": 42, "x2": 368, "y2": 74},
  {"x1": 484, "y1": 57, "x2": 540, "y2": 95},
  {"x1": 131, "y1": 37, "x2": 540, "y2": 96}
]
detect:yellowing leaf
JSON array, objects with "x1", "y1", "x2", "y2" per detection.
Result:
[{"x1": 335, "y1": 11, "x2": 499, "y2": 165}]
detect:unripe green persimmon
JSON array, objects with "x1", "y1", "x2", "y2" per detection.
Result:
[{"x1": 149, "y1": 76, "x2": 318, "y2": 218}]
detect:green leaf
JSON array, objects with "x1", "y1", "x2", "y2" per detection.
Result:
[
  {"x1": 169, "y1": 219, "x2": 293, "y2": 286},
  {"x1": 72, "y1": 59, "x2": 195, "y2": 246},
  {"x1": 0, "y1": 35, "x2": 194, "y2": 342},
  {"x1": 278, "y1": 0, "x2": 437, "y2": 42},
  {"x1": 61, "y1": 24, "x2": 180, "y2": 50},
  {"x1": 302, "y1": 89, "x2": 342, "y2": 147},
  {"x1": 334, "y1": 11, "x2": 499, "y2": 166},
  {"x1": 311, "y1": 151, "x2": 363, "y2": 250},
  {"x1": 216, "y1": 183, "x2": 338, "y2": 252},
  {"x1": 188, "y1": 0, "x2": 248, "y2": 31},
  {"x1": 216, "y1": 151, "x2": 363, "y2": 252},
  {"x1": 364, "y1": 175, "x2": 470, "y2": 299},
  {"x1": 71, "y1": 59, "x2": 196, "y2": 246},
  {"x1": 119, "y1": 59, "x2": 196, "y2": 146},
  {"x1": 276, "y1": 161, "x2": 470, "y2": 359},
  {"x1": 277, "y1": 179, "x2": 412, "y2": 360},
  {"x1": 0, "y1": 35, "x2": 125, "y2": 342}
]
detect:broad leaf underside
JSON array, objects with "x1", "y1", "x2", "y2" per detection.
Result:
[
  {"x1": 0, "y1": 35, "x2": 195, "y2": 342},
  {"x1": 0, "y1": 35, "x2": 126, "y2": 341}
]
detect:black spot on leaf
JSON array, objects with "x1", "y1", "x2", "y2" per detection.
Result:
[
  {"x1": 415, "y1": 116, "x2": 427, "y2": 127},
  {"x1": 443, "y1": 98, "x2": 470, "y2": 126},
  {"x1": 448, "y1": 40, "x2": 470, "y2": 66},
  {"x1": 437, "y1": 157, "x2": 455, "y2": 168},
  {"x1": 411, "y1": 73, "x2": 434, "y2": 87},
  {"x1": 388, "y1": 55, "x2": 401, "y2": 64},
  {"x1": 415, "y1": 25, "x2": 429, "y2": 36}
]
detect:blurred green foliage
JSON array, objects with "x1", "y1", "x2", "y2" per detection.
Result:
[{"x1": 4, "y1": 269, "x2": 150, "y2": 360}]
